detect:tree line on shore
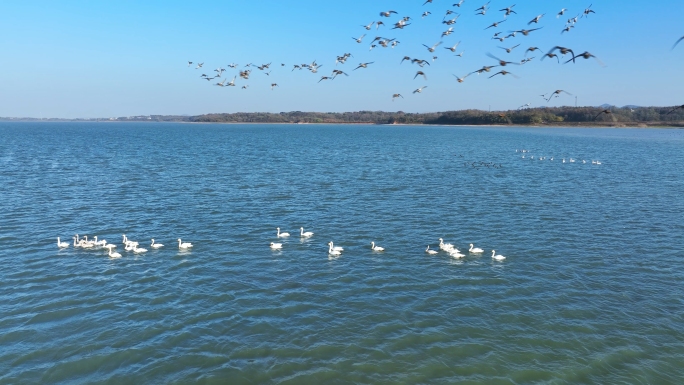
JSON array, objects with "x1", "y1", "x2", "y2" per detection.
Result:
[{"x1": 189, "y1": 106, "x2": 684, "y2": 126}]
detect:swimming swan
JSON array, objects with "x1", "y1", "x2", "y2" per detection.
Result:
[
  {"x1": 300, "y1": 227, "x2": 314, "y2": 237},
  {"x1": 328, "y1": 243, "x2": 341, "y2": 256},
  {"x1": 133, "y1": 246, "x2": 148, "y2": 253},
  {"x1": 107, "y1": 245, "x2": 121, "y2": 259},
  {"x1": 57, "y1": 237, "x2": 69, "y2": 248},
  {"x1": 370, "y1": 242, "x2": 385, "y2": 252},
  {"x1": 178, "y1": 239, "x2": 193, "y2": 249},
  {"x1": 277, "y1": 228, "x2": 290, "y2": 237},
  {"x1": 270, "y1": 242, "x2": 282, "y2": 249},
  {"x1": 122, "y1": 234, "x2": 139, "y2": 247},
  {"x1": 491, "y1": 250, "x2": 506, "y2": 261},
  {"x1": 151, "y1": 239, "x2": 164, "y2": 249},
  {"x1": 426, "y1": 245, "x2": 438, "y2": 255},
  {"x1": 439, "y1": 238, "x2": 458, "y2": 253},
  {"x1": 469, "y1": 244, "x2": 484, "y2": 253},
  {"x1": 449, "y1": 250, "x2": 466, "y2": 258},
  {"x1": 328, "y1": 241, "x2": 343, "y2": 252}
]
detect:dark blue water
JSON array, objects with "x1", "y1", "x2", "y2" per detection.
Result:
[{"x1": 1, "y1": 122, "x2": 683, "y2": 384}]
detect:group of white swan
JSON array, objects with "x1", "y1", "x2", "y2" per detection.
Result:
[
  {"x1": 425, "y1": 238, "x2": 505, "y2": 261},
  {"x1": 272, "y1": 229, "x2": 506, "y2": 260},
  {"x1": 57, "y1": 234, "x2": 193, "y2": 258},
  {"x1": 517, "y1": 150, "x2": 601, "y2": 165}
]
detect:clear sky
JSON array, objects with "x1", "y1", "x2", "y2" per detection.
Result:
[{"x1": 1, "y1": 0, "x2": 682, "y2": 118}]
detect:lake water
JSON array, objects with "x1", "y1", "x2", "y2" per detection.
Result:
[{"x1": 1, "y1": 122, "x2": 683, "y2": 384}]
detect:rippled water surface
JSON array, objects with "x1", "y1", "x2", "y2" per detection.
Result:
[{"x1": 1, "y1": 122, "x2": 683, "y2": 384}]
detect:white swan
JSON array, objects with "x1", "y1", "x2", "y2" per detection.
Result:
[
  {"x1": 328, "y1": 241, "x2": 343, "y2": 252},
  {"x1": 439, "y1": 238, "x2": 458, "y2": 253},
  {"x1": 122, "y1": 234, "x2": 138, "y2": 247},
  {"x1": 370, "y1": 242, "x2": 385, "y2": 252},
  {"x1": 125, "y1": 243, "x2": 136, "y2": 251},
  {"x1": 178, "y1": 239, "x2": 193, "y2": 249},
  {"x1": 81, "y1": 236, "x2": 95, "y2": 248},
  {"x1": 270, "y1": 242, "x2": 282, "y2": 250},
  {"x1": 277, "y1": 228, "x2": 290, "y2": 237},
  {"x1": 300, "y1": 227, "x2": 314, "y2": 237},
  {"x1": 107, "y1": 245, "x2": 121, "y2": 259},
  {"x1": 491, "y1": 250, "x2": 506, "y2": 261},
  {"x1": 328, "y1": 243, "x2": 341, "y2": 256},
  {"x1": 469, "y1": 244, "x2": 484, "y2": 253},
  {"x1": 151, "y1": 239, "x2": 164, "y2": 249},
  {"x1": 57, "y1": 237, "x2": 69, "y2": 248},
  {"x1": 426, "y1": 245, "x2": 438, "y2": 255},
  {"x1": 133, "y1": 246, "x2": 148, "y2": 253},
  {"x1": 449, "y1": 250, "x2": 466, "y2": 258},
  {"x1": 93, "y1": 236, "x2": 107, "y2": 247}
]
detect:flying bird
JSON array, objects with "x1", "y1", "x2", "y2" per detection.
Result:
[
  {"x1": 594, "y1": 109, "x2": 611, "y2": 120},
  {"x1": 270, "y1": 83, "x2": 279, "y2": 90},
  {"x1": 499, "y1": 5, "x2": 516, "y2": 16},
  {"x1": 547, "y1": 46, "x2": 576, "y2": 62},
  {"x1": 379, "y1": 10, "x2": 398, "y2": 17},
  {"x1": 489, "y1": 70, "x2": 518, "y2": 79},
  {"x1": 414, "y1": 71, "x2": 427, "y2": 80},
  {"x1": 353, "y1": 62, "x2": 375, "y2": 70},
  {"x1": 673, "y1": 36, "x2": 684, "y2": 50},
  {"x1": 423, "y1": 41, "x2": 443, "y2": 52},
  {"x1": 445, "y1": 41, "x2": 462, "y2": 52},
  {"x1": 565, "y1": 51, "x2": 604, "y2": 66},
  {"x1": 413, "y1": 86, "x2": 428, "y2": 94},
  {"x1": 666, "y1": 105, "x2": 684, "y2": 114},
  {"x1": 485, "y1": 20, "x2": 506, "y2": 30},
  {"x1": 515, "y1": 27, "x2": 543, "y2": 36},
  {"x1": 528, "y1": 14, "x2": 545, "y2": 24},
  {"x1": 582, "y1": 4, "x2": 595, "y2": 18},
  {"x1": 499, "y1": 44, "x2": 520, "y2": 53},
  {"x1": 453, "y1": 73, "x2": 470, "y2": 83},
  {"x1": 392, "y1": 93, "x2": 404, "y2": 101},
  {"x1": 487, "y1": 52, "x2": 519, "y2": 66},
  {"x1": 525, "y1": 47, "x2": 540, "y2": 56},
  {"x1": 546, "y1": 90, "x2": 572, "y2": 102},
  {"x1": 557, "y1": 8, "x2": 568, "y2": 18},
  {"x1": 353, "y1": 34, "x2": 366, "y2": 43}
]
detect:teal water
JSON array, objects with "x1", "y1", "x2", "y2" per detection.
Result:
[{"x1": 1, "y1": 122, "x2": 683, "y2": 384}]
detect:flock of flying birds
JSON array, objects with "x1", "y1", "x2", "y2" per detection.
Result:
[{"x1": 186, "y1": 2, "x2": 683, "y2": 112}]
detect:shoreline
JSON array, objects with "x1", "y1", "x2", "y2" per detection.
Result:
[{"x1": 2, "y1": 120, "x2": 681, "y2": 128}]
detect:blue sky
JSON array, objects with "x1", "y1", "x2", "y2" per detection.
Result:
[{"x1": 1, "y1": 0, "x2": 682, "y2": 118}]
